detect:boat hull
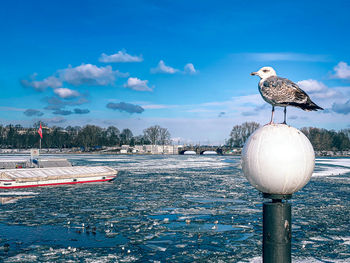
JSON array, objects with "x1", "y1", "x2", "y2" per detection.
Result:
[
  {"x1": 0, "y1": 176, "x2": 115, "y2": 189},
  {"x1": 0, "y1": 166, "x2": 117, "y2": 189}
]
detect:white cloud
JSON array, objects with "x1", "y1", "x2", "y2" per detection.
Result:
[
  {"x1": 150, "y1": 60, "x2": 197, "y2": 74},
  {"x1": 297, "y1": 79, "x2": 341, "y2": 99},
  {"x1": 22, "y1": 63, "x2": 128, "y2": 93},
  {"x1": 99, "y1": 50, "x2": 143, "y2": 63},
  {"x1": 243, "y1": 52, "x2": 329, "y2": 62},
  {"x1": 333, "y1": 61, "x2": 350, "y2": 79},
  {"x1": 54, "y1": 88, "x2": 80, "y2": 99},
  {"x1": 124, "y1": 77, "x2": 153, "y2": 91},
  {"x1": 184, "y1": 63, "x2": 197, "y2": 74},
  {"x1": 59, "y1": 64, "x2": 121, "y2": 86},
  {"x1": 151, "y1": 60, "x2": 178, "y2": 74},
  {"x1": 21, "y1": 75, "x2": 62, "y2": 91},
  {"x1": 297, "y1": 79, "x2": 327, "y2": 93}
]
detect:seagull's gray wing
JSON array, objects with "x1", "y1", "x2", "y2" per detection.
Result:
[{"x1": 261, "y1": 76, "x2": 309, "y2": 104}]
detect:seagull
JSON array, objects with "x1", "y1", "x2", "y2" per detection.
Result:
[{"x1": 251, "y1": 66, "x2": 323, "y2": 124}]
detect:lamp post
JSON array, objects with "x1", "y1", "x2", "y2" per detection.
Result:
[{"x1": 241, "y1": 124, "x2": 315, "y2": 263}]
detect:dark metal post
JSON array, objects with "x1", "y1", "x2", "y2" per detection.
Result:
[{"x1": 263, "y1": 193, "x2": 292, "y2": 263}]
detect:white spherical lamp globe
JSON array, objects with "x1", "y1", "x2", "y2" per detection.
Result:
[{"x1": 241, "y1": 124, "x2": 314, "y2": 195}]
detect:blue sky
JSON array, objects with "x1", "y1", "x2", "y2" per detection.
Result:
[{"x1": 1, "y1": 0, "x2": 350, "y2": 144}]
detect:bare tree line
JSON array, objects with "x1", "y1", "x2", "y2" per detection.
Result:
[
  {"x1": 1, "y1": 120, "x2": 348, "y2": 151},
  {"x1": 0, "y1": 122, "x2": 171, "y2": 149}
]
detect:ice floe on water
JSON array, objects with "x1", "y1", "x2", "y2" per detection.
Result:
[
  {"x1": 313, "y1": 158, "x2": 350, "y2": 177},
  {"x1": 3, "y1": 247, "x2": 139, "y2": 263},
  {"x1": 316, "y1": 158, "x2": 350, "y2": 168},
  {"x1": 0, "y1": 154, "x2": 349, "y2": 262},
  {"x1": 88, "y1": 158, "x2": 132, "y2": 162},
  {"x1": 313, "y1": 167, "x2": 350, "y2": 177}
]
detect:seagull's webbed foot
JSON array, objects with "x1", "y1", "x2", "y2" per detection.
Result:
[{"x1": 264, "y1": 120, "x2": 274, "y2": 126}]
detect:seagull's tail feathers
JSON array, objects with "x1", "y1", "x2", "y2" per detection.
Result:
[
  {"x1": 300, "y1": 99, "x2": 324, "y2": 112},
  {"x1": 286, "y1": 99, "x2": 323, "y2": 111}
]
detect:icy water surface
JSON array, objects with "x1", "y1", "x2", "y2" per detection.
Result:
[{"x1": 0, "y1": 155, "x2": 349, "y2": 262}]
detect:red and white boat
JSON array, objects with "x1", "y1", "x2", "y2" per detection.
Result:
[{"x1": 0, "y1": 165, "x2": 117, "y2": 189}]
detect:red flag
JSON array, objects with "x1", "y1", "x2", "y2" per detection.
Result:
[{"x1": 38, "y1": 123, "x2": 43, "y2": 139}]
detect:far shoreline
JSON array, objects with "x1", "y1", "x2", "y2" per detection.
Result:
[{"x1": 0, "y1": 148, "x2": 349, "y2": 157}]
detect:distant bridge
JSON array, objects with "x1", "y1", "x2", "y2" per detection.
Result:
[{"x1": 178, "y1": 146, "x2": 230, "y2": 155}]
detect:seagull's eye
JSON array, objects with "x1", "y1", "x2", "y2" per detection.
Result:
[{"x1": 263, "y1": 70, "x2": 269, "y2": 73}]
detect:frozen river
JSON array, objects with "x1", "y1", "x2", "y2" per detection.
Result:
[{"x1": 0, "y1": 154, "x2": 350, "y2": 262}]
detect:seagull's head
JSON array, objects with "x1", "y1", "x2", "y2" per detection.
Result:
[{"x1": 251, "y1": 67, "x2": 277, "y2": 79}]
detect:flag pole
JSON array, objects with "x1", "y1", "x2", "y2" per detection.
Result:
[
  {"x1": 39, "y1": 122, "x2": 41, "y2": 152},
  {"x1": 38, "y1": 122, "x2": 43, "y2": 153}
]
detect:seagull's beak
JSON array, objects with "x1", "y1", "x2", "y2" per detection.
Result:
[{"x1": 250, "y1": 72, "x2": 257, "y2": 76}]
